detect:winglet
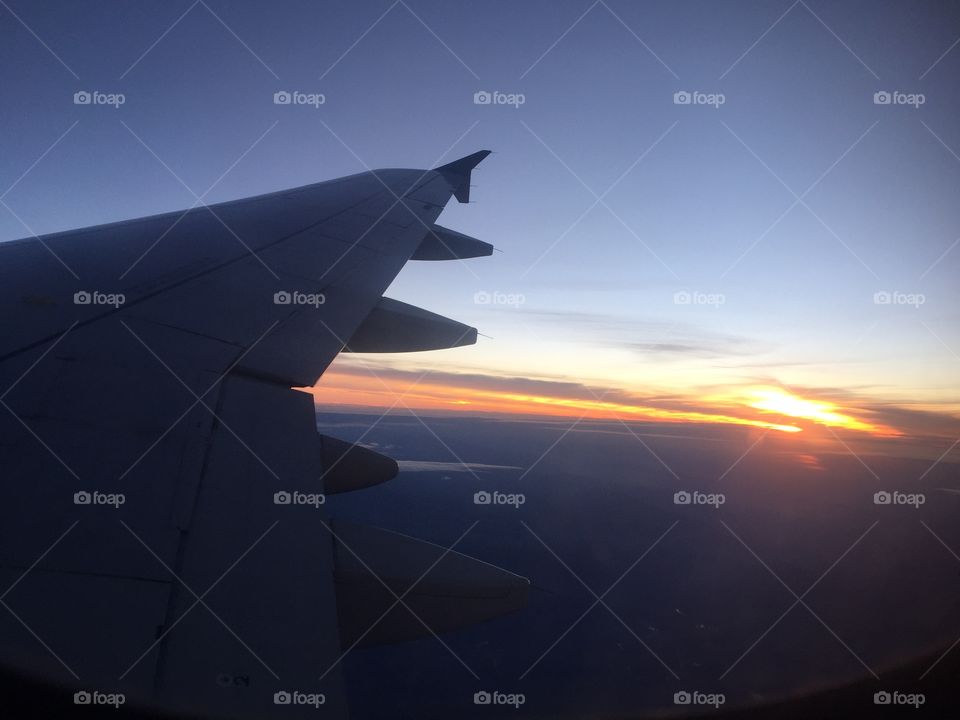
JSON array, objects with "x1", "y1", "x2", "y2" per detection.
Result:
[{"x1": 434, "y1": 150, "x2": 491, "y2": 203}]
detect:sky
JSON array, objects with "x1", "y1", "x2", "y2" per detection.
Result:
[{"x1": 2, "y1": 0, "x2": 959, "y2": 451}]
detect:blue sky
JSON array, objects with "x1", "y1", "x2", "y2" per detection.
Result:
[{"x1": 2, "y1": 0, "x2": 959, "y2": 437}]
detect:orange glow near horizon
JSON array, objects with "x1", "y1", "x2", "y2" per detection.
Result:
[{"x1": 309, "y1": 368, "x2": 811, "y2": 433}]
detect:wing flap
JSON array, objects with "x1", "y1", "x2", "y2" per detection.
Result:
[{"x1": 344, "y1": 297, "x2": 477, "y2": 353}]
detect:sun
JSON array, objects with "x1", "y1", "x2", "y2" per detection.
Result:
[{"x1": 746, "y1": 387, "x2": 888, "y2": 434}]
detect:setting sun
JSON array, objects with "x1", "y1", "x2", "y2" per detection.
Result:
[{"x1": 745, "y1": 387, "x2": 894, "y2": 435}]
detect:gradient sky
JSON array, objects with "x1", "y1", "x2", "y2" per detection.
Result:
[{"x1": 2, "y1": 0, "x2": 959, "y2": 444}]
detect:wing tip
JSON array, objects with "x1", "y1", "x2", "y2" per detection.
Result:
[{"x1": 434, "y1": 150, "x2": 492, "y2": 203}]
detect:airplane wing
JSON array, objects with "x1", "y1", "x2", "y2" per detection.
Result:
[{"x1": 0, "y1": 151, "x2": 527, "y2": 718}]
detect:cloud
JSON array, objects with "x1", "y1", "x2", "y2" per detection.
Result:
[{"x1": 516, "y1": 308, "x2": 766, "y2": 358}]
